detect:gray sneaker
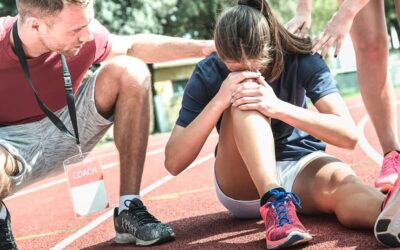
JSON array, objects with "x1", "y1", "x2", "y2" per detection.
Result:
[
  {"x1": 0, "y1": 202, "x2": 18, "y2": 250},
  {"x1": 113, "y1": 198, "x2": 175, "y2": 246}
]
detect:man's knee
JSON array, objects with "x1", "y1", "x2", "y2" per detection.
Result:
[
  {"x1": 0, "y1": 150, "x2": 14, "y2": 200},
  {"x1": 102, "y1": 55, "x2": 151, "y2": 92}
]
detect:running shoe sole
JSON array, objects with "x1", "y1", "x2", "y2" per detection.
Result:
[
  {"x1": 267, "y1": 230, "x2": 312, "y2": 250},
  {"x1": 115, "y1": 232, "x2": 175, "y2": 246},
  {"x1": 374, "y1": 188, "x2": 400, "y2": 247}
]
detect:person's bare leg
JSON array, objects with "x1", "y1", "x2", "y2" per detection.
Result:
[
  {"x1": 97, "y1": 56, "x2": 174, "y2": 246},
  {"x1": 0, "y1": 146, "x2": 17, "y2": 249},
  {"x1": 349, "y1": 1, "x2": 399, "y2": 154},
  {"x1": 0, "y1": 146, "x2": 19, "y2": 200},
  {"x1": 215, "y1": 107, "x2": 279, "y2": 200},
  {"x1": 293, "y1": 156, "x2": 384, "y2": 228},
  {"x1": 216, "y1": 108, "x2": 311, "y2": 248},
  {"x1": 94, "y1": 55, "x2": 150, "y2": 196},
  {"x1": 395, "y1": 0, "x2": 400, "y2": 27}
]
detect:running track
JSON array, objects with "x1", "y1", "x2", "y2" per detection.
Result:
[{"x1": 5, "y1": 93, "x2": 400, "y2": 250}]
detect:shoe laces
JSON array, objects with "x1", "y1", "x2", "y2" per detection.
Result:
[
  {"x1": 382, "y1": 152, "x2": 400, "y2": 175},
  {"x1": 124, "y1": 200, "x2": 160, "y2": 226},
  {"x1": 267, "y1": 190, "x2": 302, "y2": 227}
]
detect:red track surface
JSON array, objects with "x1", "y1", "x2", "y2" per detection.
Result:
[{"x1": 5, "y1": 93, "x2": 400, "y2": 250}]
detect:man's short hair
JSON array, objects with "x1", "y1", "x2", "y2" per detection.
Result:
[{"x1": 16, "y1": 0, "x2": 92, "y2": 22}]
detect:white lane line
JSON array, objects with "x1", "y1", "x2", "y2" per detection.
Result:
[
  {"x1": 51, "y1": 153, "x2": 215, "y2": 250},
  {"x1": 7, "y1": 133, "x2": 218, "y2": 201},
  {"x1": 6, "y1": 179, "x2": 67, "y2": 200},
  {"x1": 356, "y1": 115, "x2": 383, "y2": 165},
  {"x1": 7, "y1": 160, "x2": 120, "y2": 200},
  {"x1": 6, "y1": 147, "x2": 166, "y2": 201},
  {"x1": 354, "y1": 101, "x2": 400, "y2": 165}
]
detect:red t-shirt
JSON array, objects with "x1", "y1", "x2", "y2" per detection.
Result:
[{"x1": 0, "y1": 16, "x2": 112, "y2": 125}]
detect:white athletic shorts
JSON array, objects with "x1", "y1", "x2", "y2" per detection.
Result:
[{"x1": 214, "y1": 151, "x2": 355, "y2": 219}]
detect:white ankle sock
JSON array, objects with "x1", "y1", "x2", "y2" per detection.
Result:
[
  {"x1": 0, "y1": 204, "x2": 7, "y2": 220},
  {"x1": 118, "y1": 194, "x2": 140, "y2": 214}
]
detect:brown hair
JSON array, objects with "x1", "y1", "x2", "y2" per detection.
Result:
[
  {"x1": 16, "y1": 0, "x2": 92, "y2": 22},
  {"x1": 214, "y1": 0, "x2": 312, "y2": 82}
]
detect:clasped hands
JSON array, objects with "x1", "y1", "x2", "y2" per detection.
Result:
[{"x1": 217, "y1": 71, "x2": 283, "y2": 118}]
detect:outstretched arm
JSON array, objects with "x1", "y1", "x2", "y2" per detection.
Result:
[
  {"x1": 231, "y1": 78, "x2": 358, "y2": 149},
  {"x1": 106, "y1": 34, "x2": 215, "y2": 63},
  {"x1": 312, "y1": 0, "x2": 370, "y2": 57},
  {"x1": 286, "y1": 0, "x2": 313, "y2": 38},
  {"x1": 274, "y1": 92, "x2": 358, "y2": 149}
]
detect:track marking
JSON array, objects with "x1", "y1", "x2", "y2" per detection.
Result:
[
  {"x1": 146, "y1": 186, "x2": 214, "y2": 201},
  {"x1": 7, "y1": 133, "x2": 218, "y2": 201},
  {"x1": 354, "y1": 100, "x2": 400, "y2": 165},
  {"x1": 51, "y1": 153, "x2": 215, "y2": 250},
  {"x1": 6, "y1": 147, "x2": 168, "y2": 201},
  {"x1": 16, "y1": 228, "x2": 80, "y2": 241},
  {"x1": 189, "y1": 229, "x2": 259, "y2": 244},
  {"x1": 356, "y1": 115, "x2": 383, "y2": 165}
]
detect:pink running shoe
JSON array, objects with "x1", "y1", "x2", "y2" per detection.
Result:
[
  {"x1": 374, "y1": 175, "x2": 400, "y2": 247},
  {"x1": 375, "y1": 151, "x2": 400, "y2": 193},
  {"x1": 260, "y1": 190, "x2": 312, "y2": 249}
]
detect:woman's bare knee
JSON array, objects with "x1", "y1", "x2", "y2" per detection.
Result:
[{"x1": 294, "y1": 157, "x2": 357, "y2": 213}]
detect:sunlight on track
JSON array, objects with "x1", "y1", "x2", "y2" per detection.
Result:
[
  {"x1": 189, "y1": 229, "x2": 260, "y2": 245},
  {"x1": 51, "y1": 153, "x2": 215, "y2": 249}
]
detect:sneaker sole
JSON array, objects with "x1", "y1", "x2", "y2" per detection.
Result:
[
  {"x1": 267, "y1": 231, "x2": 312, "y2": 250},
  {"x1": 374, "y1": 188, "x2": 400, "y2": 247},
  {"x1": 115, "y1": 232, "x2": 175, "y2": 246}
]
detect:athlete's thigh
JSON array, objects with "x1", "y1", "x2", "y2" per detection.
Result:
[{"x1": 342, "y1": 0, "x2": 387, "y2": 44}]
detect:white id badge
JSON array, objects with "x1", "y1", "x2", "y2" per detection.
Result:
[{"x1": 63, "y1": 152, "x2": 109, "y2": 217}]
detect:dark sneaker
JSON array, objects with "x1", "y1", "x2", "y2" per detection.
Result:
[
  {"x1": 260, "y1": 190, "x2": 312, "y2": 249},
  {"x1": 0, "y1": 202, "x2": 18, "y2": 250},
  {"x1": 374, "y1": 175, "x2": 400, "y2": 247},
  {"x1": 113, "y1": 198, "x2": 175, "y2": 246}
]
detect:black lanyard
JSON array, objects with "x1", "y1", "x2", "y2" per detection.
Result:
[{"x1": 12, "y1": 21, "x2": 81, "y2": 151}]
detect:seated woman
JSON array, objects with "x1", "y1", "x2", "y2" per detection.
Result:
[{"x1": 164, "y1": 0, "x2": 400, "y2": 249}]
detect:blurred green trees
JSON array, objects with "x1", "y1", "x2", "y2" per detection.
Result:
[
  {"x1": 94, "y1": 0, "x2": 178, "y2": 34},
  {"x1": 0, "y1": 0, "x2": 398, "y2": 41},
  {"x1": 0, "y1": 0, "x2": 16, "y2": 16},
  {"x1": 161, "y1": 0, "x2": 232, "y2": 38}
]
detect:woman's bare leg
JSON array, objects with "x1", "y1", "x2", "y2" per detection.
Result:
[
  {"x1": 215, "y1": 107, "x2": 279, "y2": 200},
  {"x1": 293, "y1": 156, "x2": 384, "y2": 228}
]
